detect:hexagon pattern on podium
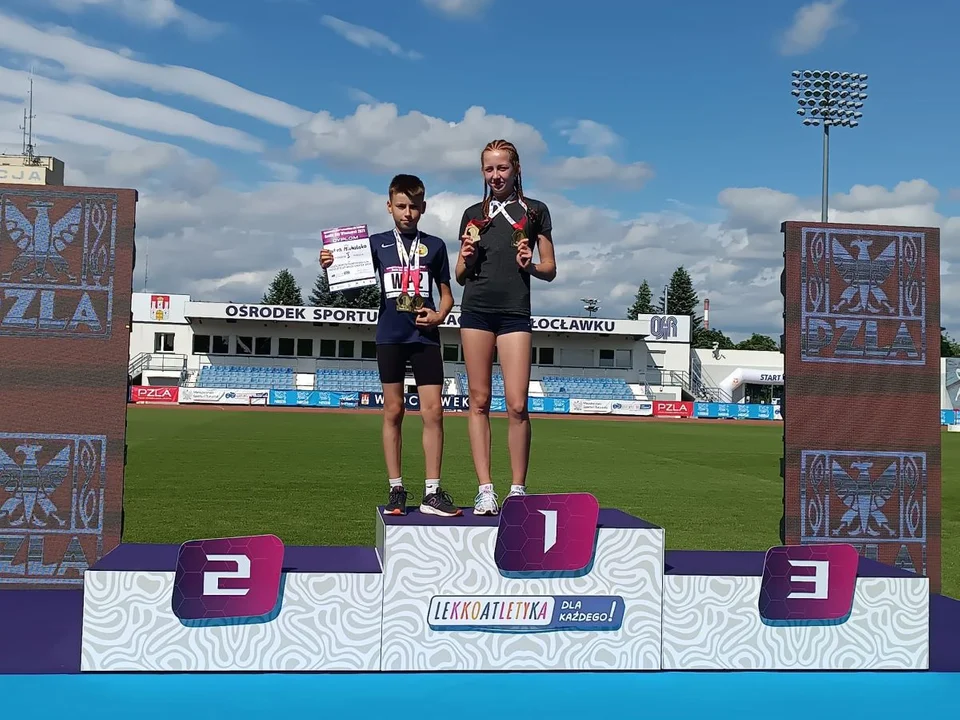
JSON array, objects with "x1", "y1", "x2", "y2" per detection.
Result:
[
  {"x1": 494, "y1": 492, "x2": 600, "y2": 574},
  {"x1": 172, "y1": 534, "x2": 285, "y2": 621},
  {"x1": 758, "y1": 544, "x2": 858, "y2": 625}
]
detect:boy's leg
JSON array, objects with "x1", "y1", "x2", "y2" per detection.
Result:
[
  {"x1": 411, "y1": 343, "x2": 461, "y2": 517},
  {"x1": 497, "y1": 329, "x2": 533, "y2": 496},
  {"x1": 377, "y1": 344, "x2": 408, "y2": 515}
]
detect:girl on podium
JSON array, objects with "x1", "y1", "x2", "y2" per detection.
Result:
[{"x1": 454, "y1": 139, "x2": 558, "y2": 516}]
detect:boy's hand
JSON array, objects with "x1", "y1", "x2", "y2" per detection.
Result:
[
  {"x1": 516, "y1": 238, "x2": 532, "y2": 270},
  {"x1": 319, "y1": 249, "x2": 334, "y2": 269},
  {"x1": 415, "y1": 308, "x2": 443, "y2": 327}
]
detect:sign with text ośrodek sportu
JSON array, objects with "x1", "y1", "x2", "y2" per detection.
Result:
[
  {"x1": 0, "y1": 184, "x2": 138, "y2": 588},
  {"x1": 781, "y1": 221, "x2": 941, "y2": 593}
]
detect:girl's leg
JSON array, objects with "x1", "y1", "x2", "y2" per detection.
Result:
[
  {"x1": 461, "y1": 327, "x2": 499, "y2": 514},
  {"x1": 496, "y1": 330, "x2": 533, "y2": 489}
]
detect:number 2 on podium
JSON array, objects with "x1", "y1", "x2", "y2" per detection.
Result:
[
  {"x1": 203, "y1": 554, "x2": 251, "y2": 597},
  {"x1": 539, "y1": 509, "x2": 558, "y2": 554}
]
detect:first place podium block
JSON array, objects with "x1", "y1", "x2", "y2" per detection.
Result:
[{"x1": 377, "y1": 497, "x2": 665, "y2": 672}]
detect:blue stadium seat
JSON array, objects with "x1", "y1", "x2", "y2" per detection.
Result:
[
  {"x1": 314, "y1": 368, "x2": 382, "y2": 393},
  {"x1": 540, "y1": 375, "x2": 635, "y2": 400},
  {"x1": 196, "y1": 364, "x2": 296, "y2": 389}
]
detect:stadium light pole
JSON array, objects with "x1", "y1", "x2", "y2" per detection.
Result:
[{"x1": 791, "y1": 70, "x2": 868, "y2": 222}]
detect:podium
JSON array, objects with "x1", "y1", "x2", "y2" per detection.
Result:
[
  {"x1": 78, "y1": 497, "x2": 931, "y2": 673},
  {"x1": 377, "y1": 502, "x2": 664, "y2": 671},
  {"x1": 80, "y1": 544, "x2": 383, "y2": 672},
  {"x1": 661, "y1": 551, "x2": 928, "y2": 670}
]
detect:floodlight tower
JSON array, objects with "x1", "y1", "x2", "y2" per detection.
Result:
[{"x1": 791, "y1": 70, "x2": 868, "y2": 222}]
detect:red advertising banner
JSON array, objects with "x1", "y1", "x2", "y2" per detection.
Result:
[
  {"x1": 131, "y1": 386, "x2": 179, "y2": 404},
  {"x1": 653, "y1": 400, "x2": 693, "y2": 418},
  {"x1": 781, "y1": 221, "x2": 941, "y2": 593}
]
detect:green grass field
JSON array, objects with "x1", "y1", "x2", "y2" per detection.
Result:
[{"x1": 122, "y1": 406, "x2": 960, "y2": 598}]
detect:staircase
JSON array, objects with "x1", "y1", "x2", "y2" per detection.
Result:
[{"x1": 128, "y1": 352, "x2": 150, "y2": 382}]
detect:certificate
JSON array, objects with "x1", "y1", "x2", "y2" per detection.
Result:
[{"x1": 321, "y1": 224, "x2": 378, "y2": 292}]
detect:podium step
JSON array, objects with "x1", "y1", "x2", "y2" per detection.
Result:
[
  {"x1": 80, "y1": 543, "x2": 383, "y2": 672},
  {"x1": 661, "y1": 550, "x2": 929, "y2": 670},
  {"x1": 376, "y1": 503, "x2": 665, "y2": 672}
]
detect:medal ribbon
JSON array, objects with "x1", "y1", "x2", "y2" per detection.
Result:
[
  {"x1": 488, "y1": 196, "x2": 529, "y2": 232},
  {"x1": 394, "y1": 228, "x2": 422, "y2": 298}
]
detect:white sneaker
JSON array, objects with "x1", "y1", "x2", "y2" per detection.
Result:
[
  {"x1": 474, "y1": 489, "x2": 500, "y2": 516},
  {"x1": 507, "y1": 487, "x2": 526, "y2": 499}
]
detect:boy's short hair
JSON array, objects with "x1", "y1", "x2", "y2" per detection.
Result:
[{"x1": 389, "y1": 174, "x2": 426, "y2": 202}]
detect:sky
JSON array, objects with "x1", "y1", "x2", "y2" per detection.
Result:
[{"x1": 0, "y1": 0, "x2": 958, "y2": 342}]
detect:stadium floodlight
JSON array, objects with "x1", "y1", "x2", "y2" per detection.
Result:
[
  {"x1": 581, "y1": 297, "x2": 601, "y2": 317},
  {"x1": 791, "y1": 69, "x2": 869, "y2": 221}
]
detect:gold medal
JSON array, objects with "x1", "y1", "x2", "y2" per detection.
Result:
[
  {"x1": 397, "y1": 292, "x2": 412, "y2": 312},
  {"x1": 412, "y1": 295, "x2": 425, "y2": 311},
  {"x1": 512, "y1": 229, "x2": 527, "y2": 248},
  {"x1": 465, "y1": 224, "x2": 481, "y2": 243}
]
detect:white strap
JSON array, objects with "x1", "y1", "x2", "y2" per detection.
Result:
[
  {"x1": 393, "y1": 228, "x2": 421, "y2": 272},
  {"x1": 488, "y1": 196, "x2": 528, "y2": 226},
  {"x1": 393, "y1": 228, "x2": 421, "y2": 294}
]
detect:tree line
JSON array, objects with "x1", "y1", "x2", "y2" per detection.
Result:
[
  {"x1": 261, "y1": 268, "x2": 380, "y2": 309},
  {"x1": 625, "y1": 267, "x2": 780, "y2": 351},
  {"x1": 626, "y1": 266, "x2": 960, "y2": 357}
]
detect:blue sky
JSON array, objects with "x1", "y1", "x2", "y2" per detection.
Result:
[{"x1": 0, "y1": 0, "x2": 957, "y2": 340}]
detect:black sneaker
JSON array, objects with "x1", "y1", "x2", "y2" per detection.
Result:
[
  {"x1": 384, "y1": 486, "x2": 408, "y2": 516},
  {"x1": 420, "y1": 487, "x2": 463, "y2": 517}
]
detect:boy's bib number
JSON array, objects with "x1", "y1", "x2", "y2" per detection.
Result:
[{"x1": 383, "y1": 268, "x2": 432, "y2": 300}]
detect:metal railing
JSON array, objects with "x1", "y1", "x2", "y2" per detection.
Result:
[{"x1": 129, "y1": 352, "x2": 187, "y2": 376}]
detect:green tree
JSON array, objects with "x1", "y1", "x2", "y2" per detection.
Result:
[
  {"x1": 307, "y1": 271, "x2": 336, "y2": 307},
  {"x1": 695, "y1": 328, "x2": 736, "y2": 350},
  {"x1": 262, "y1": 269, "x2": 303, "y2": 305},
  {"x1": 658, "y1": 266, "x2": 707, "y2": 344},
  {"x1": 626, "y1": 280, "x2": 656, "y2": 319},
  {"x1": 308, "y1": 270, "x2": 381, "y2": 309},
  {"x1": 735, "y1": 333, "x2": 780, "y2": 352},
  {"x1": 942, "y1": 330, "x2": 960, "y2": 358}
]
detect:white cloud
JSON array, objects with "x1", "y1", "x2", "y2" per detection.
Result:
[
  {"x1": 545, "y1": 156, "x2": 654, "y2": 190},
  {"x1": 347, "y1": 88, "x2": 378, "y2": 105},
  {"x1": 291, "y1": 102, "x2": 652, "y2": 186},
  {"x1": 0, "y1": 10, "x2": 311, "y2": 128},
  {"x1": 38, "y1": 0, "x2": 224, "y2": 38},
  {"x1": 780, "y1": 0, "x2": 847, "y2": 56},
  {"x1": 560, "y1": 119, "x2": 621, "y2": 155},
  {"x1": 420, "y1": 0, "x2": 493, "y2": 18},
  {"x1": 291, "y1": 102, "x2": 547, "y2": 174},
  {"x1": 320, "y1": 16, "x2": 421, "y2": 60},
  {"x1": 0, "y1": 66, "x2": 262, "y2": 152}
]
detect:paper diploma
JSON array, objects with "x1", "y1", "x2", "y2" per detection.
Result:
[{"x1": 321, "y1": 224, "x2": 378, "y2": 292}]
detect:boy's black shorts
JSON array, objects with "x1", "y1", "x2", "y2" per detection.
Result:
[{"x1": 377, "y1": 342, "x2": 445, "y2": 386}]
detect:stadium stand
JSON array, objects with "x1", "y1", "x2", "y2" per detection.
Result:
[
  {"x1": 197, "y1": 364, "x2": 296, "y2": 389},
  {"x1": 540, "y1": 375, "x2": 636, "y2": 400},
  {"x1": 315, "y1": 368, "x2": 382, "y2": 393}
]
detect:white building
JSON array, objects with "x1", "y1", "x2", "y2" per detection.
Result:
[
  {"x1": 128, "y1": 293, "x2": 698, "y2": 401},
  {"x1": 129, "y1": 292, "x2": 960, "y2": 411}
]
